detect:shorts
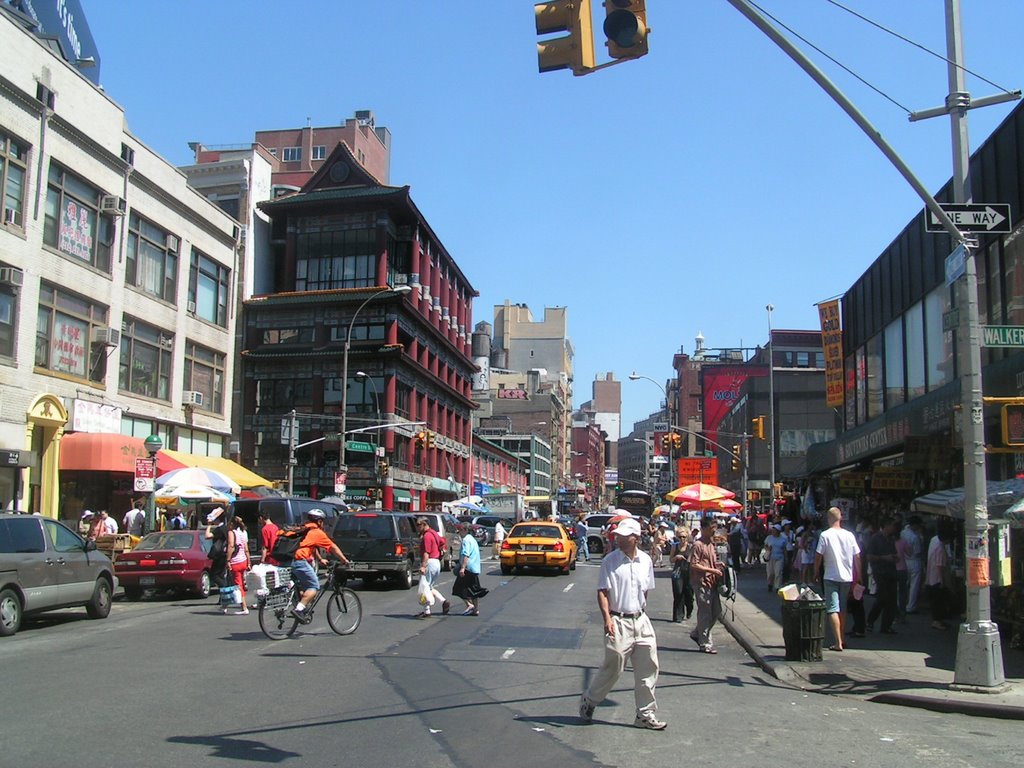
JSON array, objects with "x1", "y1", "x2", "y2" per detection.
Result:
[
  {"x1": 291, "y1": 559, "x2": 319, "y2": 592},
  {"x1": 823, "y1": 579, "x2": 851, "y2": 614}
]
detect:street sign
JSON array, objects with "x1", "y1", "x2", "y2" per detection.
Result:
[
  {"x1": 981, "y1": 325, "x2": 1024, "y2": 348},
  {"x1": 945, "y1": 243, "x2": 967, "y2": 285},
  {"x1": 134, "y1": 457, "x2": 156, "y2": 492},
  {"x1": 334, "y1": 471, "x2": 347, "y2": 494},
  {"x1": 926, "y1": 202, "x2": 1011, "y2": 233}
]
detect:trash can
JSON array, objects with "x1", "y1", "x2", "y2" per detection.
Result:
[{"x1": 781, "y1": 598, "x2": 825, "y2": 662}]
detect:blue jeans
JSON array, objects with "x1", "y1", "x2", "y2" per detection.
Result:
[
  {"x1": 291, "y1": 559, "x2": 319, "y2": 593},
  {"x1": 576, "y1": 537, "x2": 589, "y2": 561}
]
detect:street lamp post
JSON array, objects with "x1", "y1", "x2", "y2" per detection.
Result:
[
  {"x1": 766, "y1": 304, "x2": 776, "y2": 505},
  {"x1": 629, "y1": 372, "x2": 675, "y2": 492},
  {"x1": 340, "y1": 285, "x2": 412, "y2": 476},
  {"x1": 143, "y1": 434, "x2": 163, "y2": 534}
]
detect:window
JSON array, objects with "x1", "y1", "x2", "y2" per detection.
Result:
[
  {"x1": 119, "y1": 317, "x2": 172, "y2": 400},
  {"x1": 43, "y1": 519, "x2": 84, "y2": 552},
  {"x1": 0, "y1": 518, "x2": 44, "y2": 553},
  {"x1": 1, "y1": 129, "x2": 27, "y2": 229},
  {"x1": 43, "y1": 164, "x2": 114, "y2": 271},
  {"x1": 296, "y1": 225, "x2": 378, "y2": 291},
  {"x1": 866, "y1": 333, "x2": 883, "y2": 420},
  {"x1": 126, "y1": 213, "x2": 178, "y2": 301},
  {"x1": 925, "y1": 286, "x2": 954, "y2": 390},
  {"x1": 35, "y1": 283, "x2": 108, "y2": 382},
  {"x1": 324, "y1": 374, "x2": 381, "y2": 417},
  {"x1": 884, "y1": 318, "x2": 905, "y2": 409},
  {"x1": 329, "y1": 319, "x2": 385, "y2": 343},
  {"x1": 283, "y1": 147, "x2": 302, "y2": 162},
  {"x1": 904, "y1": 300, "x2": 926, "y2": 400},
  {"x1": 0, "y1": 280, "x2": 15, "y2": 357},
  {"x1": 312, "y1": 145, "x2": 326, "y2": 161},
  {"x1": 188, "y1": 248, "x2": 229, "y2": 326},
  {"x1": 261, "y1": 328, "x2": 314, "y2": 344},
  {"x1": 184, "y1": 341, "x2": 225, "y2": 414},
  {"x1": 255, "y1": 378, "x2": 312, "y2": 410},
  {"x1": 779, "y1": 429, "x2": 836, "y2": 457},
  {"x1": 268, "y1": 148, "x2": 277, "y2": 157}
]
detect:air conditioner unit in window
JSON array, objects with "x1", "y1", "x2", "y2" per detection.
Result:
[
  {"x1": 92, "y1": 328, "x2": 120, "y2": 347},
  {"x1": 165, "y1": 234, "x2": 180, "y2": 253},
  {"x1": 186, "y1": 300, "x2": 197, "y2": 314},
  {"x1": 3, "y1": 207, "x2": 21, "y2": 226},
  {"x1": 100, "y1": 195, "x2": 126, "y2": 216},
  {"x1": 182, "y1": 391, "x2": 205, "y2": 407},
  {"x1": 0, "y1": 267, "x2": 24, "y2": 288}
]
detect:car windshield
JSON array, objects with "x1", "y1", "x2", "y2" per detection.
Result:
[
  {"x1": 134, "y1": 532, "x2": 197, "y2": 551},
  {"x1": 510, "y1": 525, "x2": 561, "y2": 539}
]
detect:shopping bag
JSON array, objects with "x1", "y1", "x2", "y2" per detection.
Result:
[
  {"x1": 417, "y1": 576, "x2": 433, "y2": 606},
  {"x1": 219, "y1": 585, "x2": 242, "y2": 607},
  {"x1": 246, "y1": 563, "x2": 274, "y2": 596}
]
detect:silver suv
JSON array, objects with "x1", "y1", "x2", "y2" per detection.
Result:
[
  {"x1": 413, "y1": 512, "x2": 463, "y2": 571},
  {"x1": 0, "y1": 513, "x2": 117, "y2": 637}
]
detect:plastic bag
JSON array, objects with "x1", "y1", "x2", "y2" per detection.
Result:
[
  {"x1": 219, "y1": 585, "x2": 242, "y2": 607},
  {"x1": 417, "y1": 576, "x2": 433, "y2": 606}
]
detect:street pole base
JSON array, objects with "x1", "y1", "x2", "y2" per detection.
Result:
[{"x1": 952, "y1": 620, "x2": 1006, "y2": 690}]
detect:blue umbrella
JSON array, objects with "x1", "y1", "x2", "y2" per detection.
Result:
[{"x1": 453, "y1": 501, "x2": 488, "y2": 514}]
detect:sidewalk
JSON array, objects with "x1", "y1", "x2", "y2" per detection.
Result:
[{"x1": 720, "y1": 563, "x2": 1024, "y2": 719}]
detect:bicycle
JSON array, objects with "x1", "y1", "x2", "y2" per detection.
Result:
[{"x1": 258, "y1": 561, "x2": 362, "y2": 640}]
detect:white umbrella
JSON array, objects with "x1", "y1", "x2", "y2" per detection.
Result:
[{"x1": 154, "y1": 484, "x2": 234, "y2": 507}]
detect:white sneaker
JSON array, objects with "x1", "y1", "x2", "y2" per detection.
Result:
[
  {"x1": 634, "y1": 711, "x2": 667, "y2": 730},
  {"x1": 578, "y1": 697, "x2": 595, "y2": 723}
]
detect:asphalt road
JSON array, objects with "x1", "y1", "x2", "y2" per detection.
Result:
[{"x1": 2, "y1": 561, "x2": 1021, "y2": 768}]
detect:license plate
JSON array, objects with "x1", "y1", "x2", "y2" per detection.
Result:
[
  {"x1": 526, "y1": 545, "x2": 540, "y2": 551},
  {"x1": 348, "y1": 563, "x2": 369, "y2": 570},
  {"x1": 139, "y1": 576, "x2": 156, "y2": 586}
]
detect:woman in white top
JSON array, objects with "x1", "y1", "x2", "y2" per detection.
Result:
[{"x1": 227, "y1": 517, "x2": 251, "y2": 615}]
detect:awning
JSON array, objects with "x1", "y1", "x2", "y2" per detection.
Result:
[
  {"x1": 430, "y1": 478, "x2": 460, "y2": 493},
  {"x1": 160, "y1": 449, "x2": 272, "y2": 488},
  {"x1": 59, "y1": 432, "x2": 149, "y2": 473},
  {"x1": 58, "y1": 433, "x2": 272, "y2": 488},
  {"x1": 392, "y1": 488, "x2": 412, "y2": 502},
  {"x1": 910, "y1": 479, "x2": 1024, "y2": 520}
]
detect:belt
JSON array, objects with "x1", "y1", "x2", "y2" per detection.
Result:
[{"x1": 610, "y1": 610, "x2": 644, "y2": 619}]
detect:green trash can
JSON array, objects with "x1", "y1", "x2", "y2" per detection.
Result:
[{"x1": 781, "y1": 598, "x2": 825, "y2": 662}]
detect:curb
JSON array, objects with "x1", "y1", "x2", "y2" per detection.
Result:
[{"x1": 720, "y1": 611, "x2": 802, "y2": 686}]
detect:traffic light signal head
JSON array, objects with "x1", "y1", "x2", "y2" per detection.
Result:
[
  {"x1": 535, "y1": 0, "x2": 596, "y2": 76},
  {"x1": 730, "y1": 445, "x2": 741, "y2": 473},
  {"x1": 603, "y1": 0, "x2": 648, "y2": 60},
  {"x1": 752, "y1": 416, "x2": 766, "y2": 440},
  {"x1": 426, "y1": 431, "x2": 436, "y2": 449},
  {"x1": 415, "y1": 430, "x2": 427, "y2": 447},
  {"x1": 660, "y1": 434, "x2": 671, "y2": 450},
  {"x1": 671, "y1": 433, "x2": 682, "y2": 450}
]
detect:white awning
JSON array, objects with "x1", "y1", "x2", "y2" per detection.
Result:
[{"x1": 910, "y1": 479, "x2": 1024, "y2": 519}]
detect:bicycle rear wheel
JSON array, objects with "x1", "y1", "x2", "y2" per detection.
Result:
[
  {"x1": 326, "y1": 587, "x2": 362, "y2": 635},
  {"x1": 259, "y1": 590, "x2": 300, "y2": 640}
]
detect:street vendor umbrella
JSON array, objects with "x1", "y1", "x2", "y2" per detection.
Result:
[
  {"x1": 452, "y1": 500, "x2": 488, "y2": 513},
  {"x1": 665, "y1": 483, "x2": 736, "y2": 505},
  {"x1": 155, "y1": 466, "x2": 241, "y2": 495},
  {"x1": 154, "y1": 484, "x2": 235, "y2": 507}
]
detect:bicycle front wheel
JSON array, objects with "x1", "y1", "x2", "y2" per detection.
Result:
[
  {"x1": 259, "y1": 592, "x2": 300, "y2": 640},
  {"x1": 326, "y1": 587, "x2": 362, "y2": 635}
]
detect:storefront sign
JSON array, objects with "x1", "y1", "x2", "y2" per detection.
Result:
[
  {"x1": 52, "y1": 315, "x2": 88, "y2": 376},
  {"x1": 838, "y1": 472, "x2": 870, "y2": 492},
  {"x1": 58, "y1": 198, "x2": 95, "y2": 261},
  {"x1": 71, "y1": 399, "x2": 123, "y2": 433},
  {"x1": 818, "y1": 299, "x2": 844, "y2": 408},
  {"x1": 870, "y1": 467, "x2": 914, "y2": 491}
]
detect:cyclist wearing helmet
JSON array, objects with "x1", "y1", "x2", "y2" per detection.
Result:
[{"x1": 290, "y1": 509, "x2": 351, "y2": 621}]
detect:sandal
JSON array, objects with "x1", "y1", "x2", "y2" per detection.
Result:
[{"x1": 828, "y1": 645, "x2": 844, "y2": 652}]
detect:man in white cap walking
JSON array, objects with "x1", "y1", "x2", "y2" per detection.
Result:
[{"x1": 578, "y1": 514, "x2": 666, "y2": 730}]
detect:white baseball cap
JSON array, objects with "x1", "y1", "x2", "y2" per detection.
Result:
[{"x1": 614, "y1": 518, "x2": 642, "y2": 538}]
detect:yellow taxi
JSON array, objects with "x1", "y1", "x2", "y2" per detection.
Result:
[{"x1": 499, "y1": 521, "x2": 578, "y2": 575}]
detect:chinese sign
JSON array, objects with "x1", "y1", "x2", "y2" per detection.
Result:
[
  {"x1": 818, "y1": 299, "x2": 844, "y2": 407},
  {"x1": 52, "y1": 315, "x2": 88, "y2": 376},
  {"x1": 58, "y1": 199, "x2": 94, "y2": 262}
]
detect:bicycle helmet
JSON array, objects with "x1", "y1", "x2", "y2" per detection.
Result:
[{"x1": 307, "y1": 508, "x2": 326, "y2": 521}]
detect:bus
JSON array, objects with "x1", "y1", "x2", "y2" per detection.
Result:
[{"x1": 615, "y1": 489, "x2": 654, "y2": 519}]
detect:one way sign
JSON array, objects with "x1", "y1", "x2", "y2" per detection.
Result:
[{"x1": 925, "y1": 202, "x2": 1011, "y2": 234}]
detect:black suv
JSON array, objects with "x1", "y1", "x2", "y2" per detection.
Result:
[{"x1": 330, "y1": 511, "x2": 420, "y2": 589}]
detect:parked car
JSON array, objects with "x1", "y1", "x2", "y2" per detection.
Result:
[
  {"x1": 330, "y1": 511, "x2": 420, "y2": 589},
  {"x1": 412, "y1": 511, "x2": 463, "y2": 571},
  {"x1": 582, "y1": 513, "x2": 616, "y2": 555},
  {"x1": 113, "y1": 530, "x2": 214, "y2": 599},
  {"x1": 233, "y1": 497, "x2": 347, "y2": 562},
  {"x1": 499, "y1": 521, "x2": 577, "y2": 576},
  {"x1": 0, "y1": 512, "x2": 116, "y2": 637}
]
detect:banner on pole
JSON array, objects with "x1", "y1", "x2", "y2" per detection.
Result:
[{"x1": 818, "y1": 299, "x2": 844, "y2": 408}]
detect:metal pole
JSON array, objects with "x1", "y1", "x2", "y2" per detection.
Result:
[
  {"x1": 766, "y1": 304, "x2": 776, "y2": 503},
  {"x1": 942, "y1": 0, "x2": 1004, "y2": 689},
  {"x1": 286, "y1": 409, "x2": 297, "y2": 496}
]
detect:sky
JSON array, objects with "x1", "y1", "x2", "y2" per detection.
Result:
[{"x1": 80, "y1": 1, "x2": 1024, "y2": 430}]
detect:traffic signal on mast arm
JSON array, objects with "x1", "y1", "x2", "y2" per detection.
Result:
[
  {"x1": 660, "y1": 434, "x2": 671, "y2": 451},
  {"x1": 426, "y1": 431, "x2": 437, "y2": 449},
  {"x1": 535, "y1": 0, "x2": 596, "y2": 76},
  {"x1": 602, "y1": 0, "x2": 649, "y2": 60},
  {"x1": 731, "y1": 445, "x2": 741, "y2": 473},
  {"x1": 752, "y1": 416, "x2": 766, "y2": 440},
  {"x1": 415, "y1": 430, "x2": 427, "y2": 448},
  {"x1": 671, "y1": 433, "x2": 682, "y2": 450}
]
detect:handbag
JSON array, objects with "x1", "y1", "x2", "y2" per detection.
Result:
[
  {"x1": 467, "y1": 582, "x2": 489, "y2": 599},
  {"x1": 219, "y1": 585, "x2": 241, "y2": 607}
]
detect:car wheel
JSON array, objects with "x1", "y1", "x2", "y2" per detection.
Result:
[
  {"x1": 123, "y1": 587, "x2": 143, "y2": 601},
  {"x1": 570, "y1": 558, "x2": 577, "y2": 571},
  {"x1": 193, "y1": 571, "x2": 212, "y2": 599},
  {"x1": 0, "y1": 587, "x2": 22, "y2": 637},
  {"x1": 500, "y1": 564, "x2": 512, "y2": 575},
  {"x1": 393, "y1": 569, "x2": 413, "y2": 593},
  {"x1": 86, "y1": 577, "x2": 113, "y2": 619}
]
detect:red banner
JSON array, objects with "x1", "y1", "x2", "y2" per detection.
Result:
[
  {"x1": 676, "y1": 458, "x2": 718, "y2": 486},
  {"x1": 702, "y1": 366, "x2": 768, "y2": 445}
]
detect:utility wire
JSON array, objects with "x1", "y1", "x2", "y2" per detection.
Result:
[
  {"x1": 749, "y1": 0, "x2": 913, "y2": 115},
  {"x1": 825, "y1": 0, "x2": 1019, "y2": 97}
]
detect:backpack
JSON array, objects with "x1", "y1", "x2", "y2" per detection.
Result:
[
  {"x1": 718, "y1": 564, "x2": 738, "y2": 602},
  {"x1": 269, "y1": 526, "x2": 307, "y2": 563}
]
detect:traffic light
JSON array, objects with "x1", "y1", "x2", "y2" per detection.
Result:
[
  {"x1": 1002, "y1": 404, "x2": 1024, "y2": 446},
  {"x1": 378, "y1": 459, "x2": 390, "y2": 476},
  {"x1": 535, "y1": 0, "x2": 596, "y2": 76},
  {"x1": 671, "y1": 433, "x2": 682, "y2": 450},
  {"x1": 730, "y1": 445, "x2": 741, "y2": 473},
  {"x1": 366, "y1": 487, "x2": 377, "y2": 501},
  {"x1": 602, "y1": 0, "x2": 649, "y2": 60},
  {"x1": 660, "y1": 434, "x2": 671, "y2": 451},
  {"x1": 749, "y1": 417, "x2": 765, "y2": 442},
  {"x1": 415, "y1": 430, "x2": 427, "y2": 447},
  {"x1": 426, "y1": 431, "x2": 436, "y2": 449}
]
